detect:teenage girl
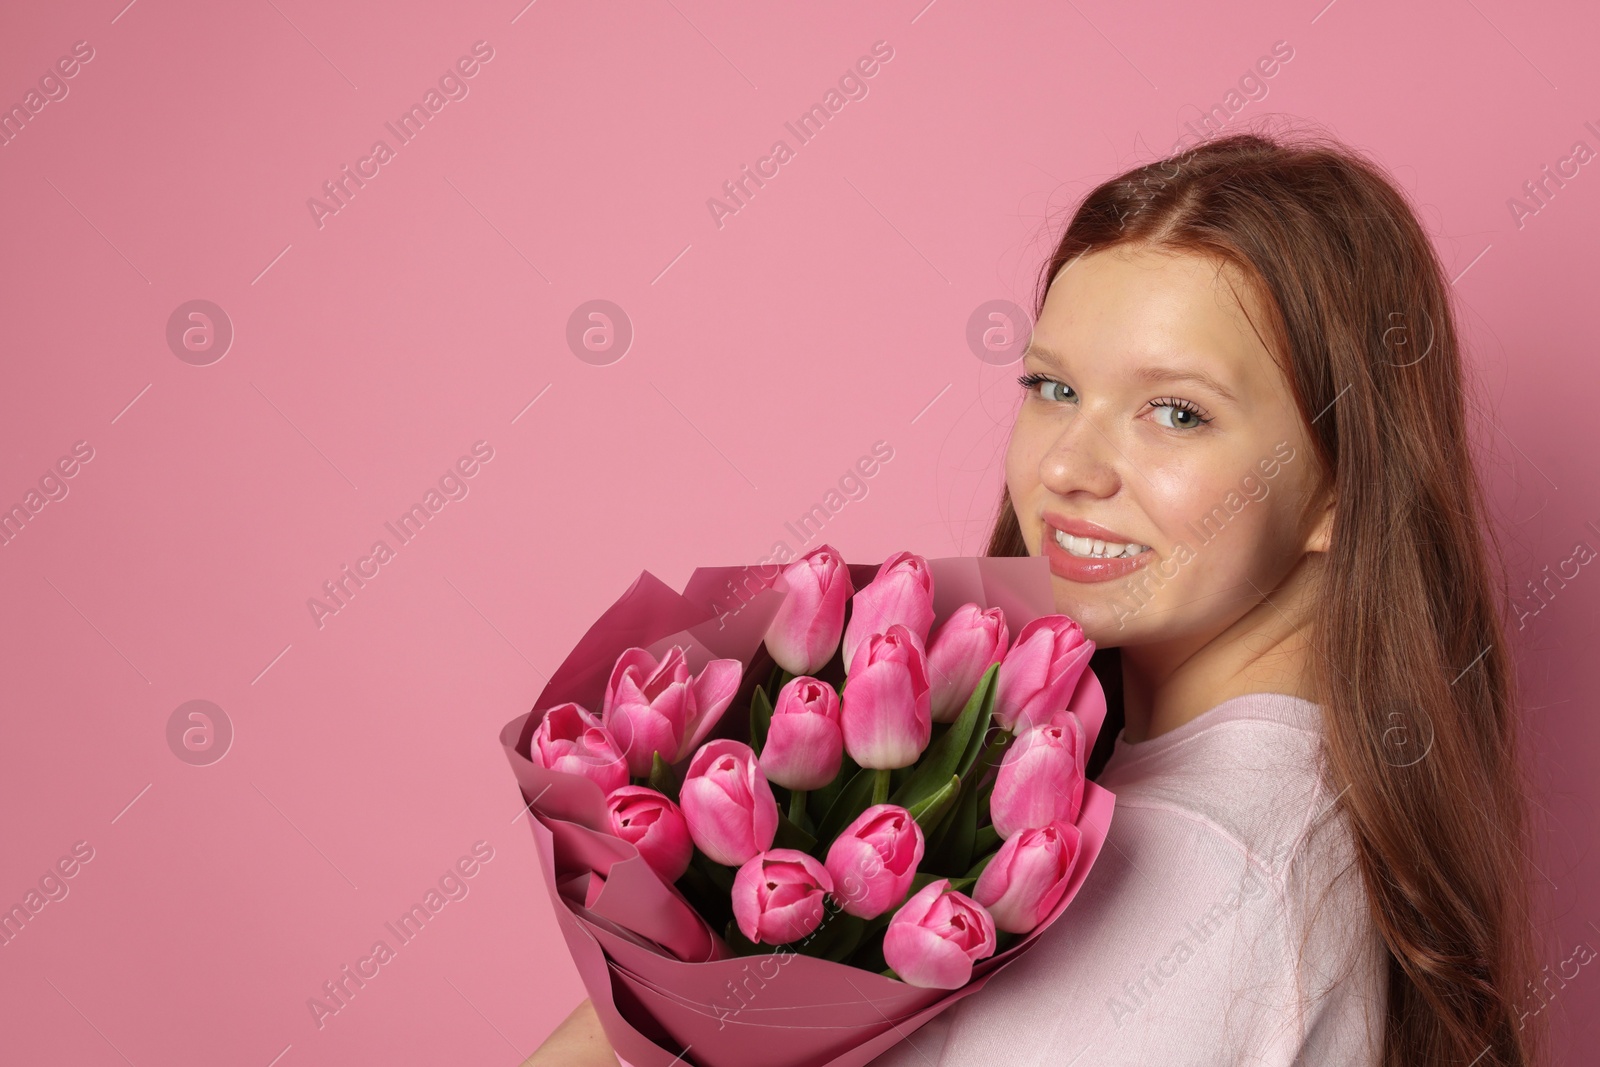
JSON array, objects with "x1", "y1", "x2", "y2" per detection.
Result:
[{"x1": 528, "y1": 128, "x2": 1546, "y2": 1067}]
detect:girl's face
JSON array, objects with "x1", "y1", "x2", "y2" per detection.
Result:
[{"x1": 1004, "y1": 244, "x2": 1330, "y2": 649}]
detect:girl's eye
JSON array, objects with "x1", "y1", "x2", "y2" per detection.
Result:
[
  {"x1": 1150, "y1": 399, "x2": 1211, "y2": 430},
  {"x1": 1016, "y1": 372, "x2": 1075, "y2": 404}
]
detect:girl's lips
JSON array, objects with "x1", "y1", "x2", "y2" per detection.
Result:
[{"x1": 1042, "y1": 527, "x2": 1153, "y2": 584}]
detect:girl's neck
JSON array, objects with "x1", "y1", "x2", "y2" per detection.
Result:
[{"x1": 1116, "y1": 551, "x2": 1326, "y2": 744}]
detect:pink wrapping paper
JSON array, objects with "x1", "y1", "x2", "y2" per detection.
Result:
[{"x1": 502, "y1": 554, "x2": 1116, "y2": 1067}]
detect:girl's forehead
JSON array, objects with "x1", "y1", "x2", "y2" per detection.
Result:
[{"x1": 1034, "y1": 250, "x2": 1290, "y2": 409}]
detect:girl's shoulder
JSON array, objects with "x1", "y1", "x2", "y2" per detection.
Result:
[
  {"x1": 1095, "y1": 690, "x2": 1339, "y2": 878},
  {"x1": 868, "y1": 692, "x2": 1387, "y2": 1066}
]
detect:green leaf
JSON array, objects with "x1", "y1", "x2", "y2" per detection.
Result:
[
  {"x1": 648, "y1": 752, "x2": 681, "y2": 803},
  {"x1": 889, "y1": 663, "x2": 999, "y2": 811},
  {"x1": 924, "y1": 769, "x2": 983, "y2": 874},
  {"x1": 807, "y1": 749, "x2": 857, "y2": 824},
  {"x1": 971, "y1": 824, "x2": 1002, "y2": 858},
  {"x1": 847, "y1": 912, "x2": 893, "y2": 972},
  {"x1": 692, "y1": 848, "x2": 736, "y2": 895},
  {"x1": 773, "y1": 806, "x2": 817, "y2": 852},
  {"x1": 750, "y1": 685, "x2": 774, "y2": 757},
  {"x1": 904, "y1": 871, "x2": 976, "y2": 905},
  {"x1": 790, "y1": 905, "x2": 867, "y2": 962},
  {"x1": 954, "y1": 663, "x2": 1002, "y2": 780},
  {"x1": 963, "y1": 849, "x2": 999, "y2": 883},
  {"x1": 767, "y1": 664, "x2": 793, "y2": 701},
  {"x1": 815, "y1": 765, "x2": 877, "y2": 845},
  {"x1": 677, "y1": 861, "x2": 732, "y2": 931},
  {"x1": 924, "y1": 716, "x2": 1013, "y2": 875},
  {"x1": 906, "y1": 774, "x2": 960, "y2": 836}
]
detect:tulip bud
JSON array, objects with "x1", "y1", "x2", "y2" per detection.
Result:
[
  {"x1": 759, "y1": 677, "x2": 843, "y2": 790},
  {"x1": 605, "y1": 786, "x2": 694, "y2": 883},
  {"x1": 992, "y1": 615, "x2": 1093, "y2": 733},
  {"x1": 824, "y1": 804, "x2": 924, "y2": 919},
  {"x1": 989, "y1": 714, "x2": 1086, "y2": 840},
  {"x1": 679, "y1": 739, "x2": 779, "y2": 867},
  {"x1": 763, "y1": 545, "x2": 853, "y2": 675},
  {"x1": 882, "y1": 879, "x2": 997, "y2": 989},
  {"x1": 973, "y1": 820, "x2": 1081, "y2": 933},
  {"x1": 731, "y1": 849, "x2": 834, "y2": 945},
  {"x1": 925, "y1": 603, "x2": 1010, "y2": 722},
  {"x1": 842, "y1": 551, "x2": 935, "y2": 674},
  {"x1": 602, "y1": 645, "x2": 742, "y2": 776},
  {"x1": 839, "y1": 624, "x2": 932, "y2": 770},
  {"x1": 530, "y1": 702, "x2": 628, "y2": 796}
]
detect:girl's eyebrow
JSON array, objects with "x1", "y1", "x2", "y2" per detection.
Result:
[
  {"x1": 1129, "y1": 364, "x2": 1240, "y2": 405},
  {"x1": 1023, "y1": 342, "x2": 1240, "y2": 405}
]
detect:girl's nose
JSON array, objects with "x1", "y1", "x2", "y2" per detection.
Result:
[{"x1": 1038, "y1": 411, "x2": 1122, "y2": 500}]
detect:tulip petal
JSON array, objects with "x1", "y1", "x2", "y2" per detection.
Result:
[
  {"x1": 681, "y1": 658, "x2": 745, "y2": 755},
  {"x1": 603, "y1": 648, "x2": 659, "y2": 718},
  {"x1": 883, "y1": 923, "x2": 975, "y2": 989}
]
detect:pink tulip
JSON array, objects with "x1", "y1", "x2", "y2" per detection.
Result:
[
  {"x1": 530, "y1": 702, "x2": 628, "y2": 796},
  {"x1": 882, "y1": 879, "x2": 997, "y2": 989},
  {"x1": 973, "y1": 820, "x2": 1081, "y2": 933},
  {"x1": 731, "y1": 849, "x2": 834, "y2": 945},
  {"x1": 605, "y1": 786, "x2": 694, "y2": 884},
  {"x1": 763, "y1": 545, "x2": 853, "y2": 675},
  {"x1": 824, "y1": 804, "x2": 924, "y2": 919},
  {"x1": 602, "y1": 645, "x2": 743, "y2": 776},
  {"x1": 679, "y1": 739, "x2": 779, "y2": 867},
  {"x1": 989, "y1": 714, "x2": 1086, "y2": 840},
  {"x1": 992, "y1": 615, "x2": 1094, "y2": 733},
  {"x1": 839, "y1": 624, "x2": 932, "y2": 770},
  {"x1": 842, "y1": 551, "x2": 935, "y2": 674},
  {"x1": 759, "y1": 677, "x2": 843, "y2": 790},
  {"x1": 925, "y1": 603, "x2": 1010, "y2": 722}
]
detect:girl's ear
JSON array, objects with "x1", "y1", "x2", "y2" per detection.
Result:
[{"x1": 1305, "y1": 489, "x2": 1335, "y2": 554}]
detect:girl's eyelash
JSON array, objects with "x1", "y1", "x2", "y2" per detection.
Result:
[
  {"x1": 1150, "y1": 396, "x2": 1213, "y2": 424},
  {"x1": 1015, "y1": 374, "x2": 1213, "y2": 425}
]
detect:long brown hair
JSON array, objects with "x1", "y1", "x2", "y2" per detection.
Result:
[{"x1": 985, "y1": 124, "x2": 1547, "y2": 1066}]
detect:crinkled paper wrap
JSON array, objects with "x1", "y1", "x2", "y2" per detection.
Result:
[{"x1": 502, "y1": 554, "x2": 1116, "y2": 1067}]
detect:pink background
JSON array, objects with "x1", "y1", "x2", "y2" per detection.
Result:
[{"x1": 0, "y1": 1, "x2": 1594, "y2": 1064}]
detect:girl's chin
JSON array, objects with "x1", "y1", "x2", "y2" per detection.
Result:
[{"x1": 1046, "y1": 592, "x2": 1130, "y2": 645}]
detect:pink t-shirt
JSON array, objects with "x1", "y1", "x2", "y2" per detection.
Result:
[{"x1": 868, "y1": 691, "x2": 1388, "y2": 1066}]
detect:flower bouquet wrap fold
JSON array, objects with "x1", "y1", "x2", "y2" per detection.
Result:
[{"x1": 501, "y1": 548, "x2": 1116, "y2": 1067}]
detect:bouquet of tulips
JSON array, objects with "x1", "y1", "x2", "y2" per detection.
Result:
[{"x1": 502, "y1": 547, "x2": 1114, "y2": 1067}]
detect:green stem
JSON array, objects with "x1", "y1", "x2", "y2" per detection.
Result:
[
  {"x1": 871, "y1": 768, "x2": 891, "y2": 807},
  {"x1": 789, "y1": 788, "x2": 808, "y2": 826}
]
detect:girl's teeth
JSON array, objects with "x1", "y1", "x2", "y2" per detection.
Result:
[{"x1": 1054, "y1": 530, "x2": 1149, "y2": 559}]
